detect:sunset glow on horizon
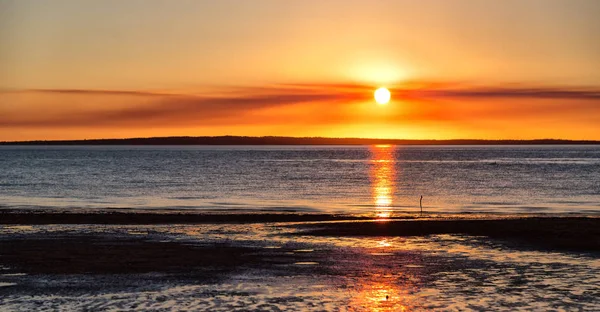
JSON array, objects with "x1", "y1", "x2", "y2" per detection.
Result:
[{"x1": 1, "y1": 0, "x2": 599, "y2": 141}]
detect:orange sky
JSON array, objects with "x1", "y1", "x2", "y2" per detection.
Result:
[{"x1": 1, "y1": 1, "x2": 599, "y2": 141}]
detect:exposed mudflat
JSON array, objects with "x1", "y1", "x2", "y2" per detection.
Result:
[{"x1": 1, "y1": 214, "x2": 599, "y2": 311}]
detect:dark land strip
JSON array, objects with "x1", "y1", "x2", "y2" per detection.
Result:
[
  {"x1": 292, "y1": 217, "x2": 600, "y2": 252},
  {"x1": 2, "y1": 211, "x2": 599, "y2": 251},
  {"x1": 2, "y1": 135, "x2": 599, "y2": 145},
  {"x1": 0, "y1": 211, "x2": 375, "y2": 224}
]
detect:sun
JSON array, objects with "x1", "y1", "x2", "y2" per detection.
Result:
[{"x1": 374, "y1": 87, "x2": 391, "y2": 105}]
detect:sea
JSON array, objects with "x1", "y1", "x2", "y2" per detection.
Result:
[{"x1": 1, "y1": 145, "x2": 599, "y2": 215}]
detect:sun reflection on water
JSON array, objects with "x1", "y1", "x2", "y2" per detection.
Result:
[
  {"x1": 370, "y1": 145, "x2": 396, "y2": 219},
  {"x1": 378, "y1": 239, "x2": 392, "y2": 248},
  {"x1": 348, "y1": 277, "x2": 416, "y2": 312}
]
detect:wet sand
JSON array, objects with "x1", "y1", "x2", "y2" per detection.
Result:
[
  {"x1": 294, "y1": 217, "x2": 600, "y2": 252},
  {"x1": 2, "y1": 210, "x2": 599, "y2": 251},
  {"x1": 1, "y1": 211, "x2": 599, "y2": 310},
  {"x1": 0, "y1": 210, "x2": 374, "y2": 224},
  {"x1": 0, "y1": 235, "x2": 259, "y2": 276}
]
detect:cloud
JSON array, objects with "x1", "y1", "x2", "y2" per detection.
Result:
[
  {"x1": 400, "y1": 86, "x2": 600, "y2": 100},
  {"x1": 1, "y1": 83, "x2": 599, "y2": 129},
  {"x1": 4, "y1": 89, "x2": 171, "y2": 97},
  {"x1": 0, "y1": 86, "x2": 362, "y2": 128}
]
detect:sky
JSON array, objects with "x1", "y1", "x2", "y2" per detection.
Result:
[{"x1": 1, "y1": 0, "x2": 599, "y2": 141}]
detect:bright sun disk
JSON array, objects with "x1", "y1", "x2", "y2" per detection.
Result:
[{"x1": 374, "y1": 87, "x2": 391, "y2": 105}]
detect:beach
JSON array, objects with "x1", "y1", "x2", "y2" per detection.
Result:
[
  {"x1": 1, "y1": 210, "x2": 599, "y2": 311},
  {"x1": 1, "y1": 145, "x2": 599, "y2": 310}
]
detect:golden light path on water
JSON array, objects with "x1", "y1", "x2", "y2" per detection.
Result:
[
  {"x1": 370, "y1": 144, "x2": 396, "y2": 219},
  {"x1": 363, "y1": 145, "x2": 416, "y2": 310},
  {"x1": 346, "y1": 238, "x2": 417, "y2": 311}
]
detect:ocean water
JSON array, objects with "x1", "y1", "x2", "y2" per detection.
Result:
[{"x1": 0, "y1": 145, "x2": 599, "y2": 215}]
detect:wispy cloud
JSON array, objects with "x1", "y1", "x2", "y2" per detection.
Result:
[
  {"x1": 0, "y1": 86, "x2": 362, "y2": 128},
  {"x1": 1, "y1": 83, "x2": 598, "y2": 129},
  {"x1": 6, "y1": 89, "x2": 171, "y2": 97},
  {"x1": 5, "y1": 83, "x2": 599, "y2": 100},
  {"x1": 412, "y1": 86, "x2": 600, "y2": 100}
]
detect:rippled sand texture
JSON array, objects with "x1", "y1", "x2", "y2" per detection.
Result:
[{"x1": 1, "y1": 222, "x2": 599, "y2": 311}]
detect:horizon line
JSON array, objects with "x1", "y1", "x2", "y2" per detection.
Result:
[{"x1": 2, "y1": 135, "x2": 600, "y2": 145}]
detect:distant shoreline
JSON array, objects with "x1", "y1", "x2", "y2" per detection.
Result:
[{"x1": 1, "y1": 136, "x2": 599, "y2": 145}]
